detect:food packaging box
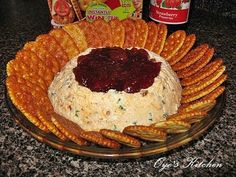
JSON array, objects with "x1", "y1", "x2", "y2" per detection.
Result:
[{"x1": 48, "y1": 0, "x2": 143, "y2": 28}]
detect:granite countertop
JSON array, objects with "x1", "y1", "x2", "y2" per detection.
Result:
[{"x1": 0, "y1": 1, "x2": 235, "y2": 177}]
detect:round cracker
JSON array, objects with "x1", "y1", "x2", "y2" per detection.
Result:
[
  {"x1": 177, "y1": 48, "x2": 215, "y2": 78},
  {"x1": 160, "y1": 30, "x2": 186, "y2": 61},
  {"x1": 144, "y1": 21, "x2": 158, "y2": 51},
  {"x1": 92, "y1": 19, "x2": 113, "y2": 47},
  {"x1": 109, "y1": 19, "x2": 125, "y2": 47},
  {"x1": 51, "y1": 113, "x2": 88, "y2": 145},
  {"x1": 49, "y1": 28, "x2": 80, "y2": 58},
  {"x1": 168, "y1": 34, "x2": 196, "y2": 65},
  {"x1": 172, "y1": 44, "x2": 209, "y2": 71},
  {"x1": 134, "y1": 19, "x2": 148, "y2": 48},
  {"x1": 122, "y1": 19, "x2": 136, "y2": 48},
  {"x1": 77, "y1": 20, "x2": 102, "y2": 48},
  {"x1": 181, "y1": 58, "x2": 223, "y2": 86},
  {"x1": 182, "y1": 65, "x2": 226, "y2": 95},
  {"x1": 36, "y1": 34, "x2": 69, "y2": 69},
  {"x1": 100, "y1": 129, "x2": 141, "y2": 148},
  {"x1": 152, "y1": 23, "x2": 167, "y2": 55},
  {"x1": 123, "y1": 125, "x2": 167, "y2": 142},
  {"x1": 181, "y1": 74, "x2": 227, "y2": 103}
]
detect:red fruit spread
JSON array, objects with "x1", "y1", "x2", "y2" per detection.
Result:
[{"x1": 73, "y1": 47, "x2": 161, "y2": 93}]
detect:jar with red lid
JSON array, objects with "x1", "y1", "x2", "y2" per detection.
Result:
[{"x1": 149, "y1": 0, "x2": 191, "y2": 31}]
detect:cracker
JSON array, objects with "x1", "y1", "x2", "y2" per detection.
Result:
[
  {"x1": 15, "y1": 49, "x2": 54, "y2": 86},
  {"x1": 49, "y1": 28, "x2": 80, "y2": 58},
  {"x1": 100, "y1": 129, "x2": 141, "y2": 148},
  {"x1": 181, "y1": 74, "x2": 227, "y2": 103},
  {"x1": 6, "y1": 59, "x2": 16, "y2": 76},
  {"x1": 6, "y1": 75, "x2": 49, "y2": 132},
  {"x1": 172, "y1": 44, "x2": 209, "y2": 71},
  {"x1": 160, "y1": 30, "x2": 186, "y2": 60},
  {"x1": 144, "y1": 22, "x2": 158, "y2": 51},
  {"x1": 77, "y1": 20, "x2": 102, "y2": 48},
  {"x1": 134, "y1": 19, "x2": 148, "y2": 48},
  {"x1": 92, "y1": 19, "x2": 113, "y2": 47},
  {"x1": 182, "y1": 65, "x2": 226, "y2": 95},
  {"x1": 167, "y1": 110, "x2": 208, "y2": 124},
  {"x1": 123, "y1": 125, "x2": 167, "y2": 142},
  {"x1": 36, "y1": 34, "x2": 69, "y2": 69},
  {"x1": 179, "y1": 100, "x2": 216, "y2": 113},
  {"x1": 109, "y1": 19, "x2": 125, "y2": 47},
  {"x1": 51, "y1": 113, "x2": 88, "y2": 145},
  {"x1": 152, "y1": 23, "x2": 167, "y2": 55},
  {"x1": 63, "y1": 23, "x2": 88, "y2": 52},
  {"x1": 168, "y1": 34, "x2": 196, "y2": 65},
  {"x1": 177, "y1": 48, "x2": 215, "y2": 78},
  {"x1": 79, "y1": 131, "x2": 121, "y2": 149},
  {"x1": 24, "y1": 41, "x2": 60, "y2": 75},
  {"x1": 181, "y1": 58, "x2": 223, "y2": 86},
  {"x1": 201, "y1": 86, "x2": 225, "y2": 101},
  {"x1": 37, "y1": 111, "x2": 67, "y2": 141},
  {"x1": 122, "y1": 19, "x2": 136, "y2": 48},
  {"x1": 152, "y1": 120, "x2": 191, "y2": 133}
]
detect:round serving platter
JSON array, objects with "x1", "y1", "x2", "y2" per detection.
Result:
[{"x1": 5, "y1": 88, "x2": 225, "y2": 159}]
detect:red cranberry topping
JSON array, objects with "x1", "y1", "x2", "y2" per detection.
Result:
[{"x1": 73, "y1": 47, "x2": 161, "y2": 93}]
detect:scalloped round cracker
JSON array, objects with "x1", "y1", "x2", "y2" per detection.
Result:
[
  {"x1": 62, "y1": 23, "x2": 88, "y2": 52},
  {"x1": 167, "y1": 110, "x2": 208, "y2": 124},
  {"x1": 37, "y1": 111, "x2": 67, "y2": 140},
  {"x1": 201, "y1": 86, "x2": 225, "y2": 101},
  {"x1": 181, "y1": 74, "x2": 227, "y2": 103},
  {"x1": 179, "y1": 100, "x2": 216, "y2": 113},
  {"x1": 134, "y1": 19, "x2": 148, "y2": 48},
  {"x1": 100, "y1": 129, "x2": 141, "y2": 148},
  {"x1": 160, "y1": 30, "x2": 186, "y2": 60},
  {"x1": 181, "y1": 58, "x2": 223, "y2": 86},
  {"x1": 168, "y1": 34, "x2": 196, "y2": 65},
  {"x1": 152, "y1": 23, "x2": 167, "y2": 55},
  {"x1": 182, "y1": 65, "x2": 226, "y2": 95},
  {"x1": 36, "y1": 34, "x2": 69, "y2": 69},
  {"x1": 51, "y1": 113, "x2": 88, "y2": 145},
  {"x1": 123, "y1": 125, "x2": 167, "y2": 142},
  {"x1": 109, "y1": 19, "x2": 125, "y2": 47},
  {"x1": 92, "y1": 19, "x2": 113, "y2": 47},
  {"x1": 172, "y1": 44, "x2": 209, "y2": 71},
  {"x1": 144, "y1": 22, "x2": 158, "y2": 51},
  {"x1": 24, "y1": 41, "x2": 60, "y2": 75},
  {"x1": 79, "y1": 131, "x2": 121, "y2": 149},
  {"x1": 122, "y1": 19, "x2": 136, "y2": 48},
  {"x1": 77, "y1": 20, "x2": 102, "y2": 48},
  {"x1": 152, "y1": 120, "x2": 191, "y2": 133},
  {"x1": 177, "y1": 48, "x2": 215, "y2": 78},
  {"x1": 6, "y1": 75, "x2": 49, "y2": 132},
  {"x1": 49, "y1": 28, "x2": 80, "y2": 58}
]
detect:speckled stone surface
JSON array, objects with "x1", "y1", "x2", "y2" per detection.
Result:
[{"x1": 0, "y1": 1, "x2": 235, "y2": 177}]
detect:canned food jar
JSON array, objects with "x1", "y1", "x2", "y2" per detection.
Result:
[{"x1": 149, "y1": 0, "x2": 191, "y2": 24}]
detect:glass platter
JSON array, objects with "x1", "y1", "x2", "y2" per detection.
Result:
[{"x1": 5, "y1": 89, "x2": 225, "y2": 159}]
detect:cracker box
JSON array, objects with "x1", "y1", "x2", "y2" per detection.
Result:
[{"x1": 48, "y1": 0, "x2": 143, "y2": 27}]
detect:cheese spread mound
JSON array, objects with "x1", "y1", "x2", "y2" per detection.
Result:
[{"x1": 48, "y1": 48, "x2": 182, "y2": 131}]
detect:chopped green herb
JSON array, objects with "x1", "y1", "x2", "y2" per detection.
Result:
[
  {"x1": 132, "y1": 121, "x2": 137, "y2": 125},
  {"x1": 117, "y1": 98, "x2": 121, "y2": 103},
  {"x1": 148, "y1": 118, "x2": 153, "y2": 121},
  {"x1": 163, "y1": 113, "x2": 169, "y2": 118},
  {"x1": 75, "y1": 110, "x2": 80, "y2": 117},
  {"x1": 162, "y1": 100, "x2": 166, "y2": 104},
  {"x1": 119, "y1": 105, "x2": 126, "y2": 111},
  {"x1": 113, "y1": 124, "x2": 117, "y2": 130}
]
